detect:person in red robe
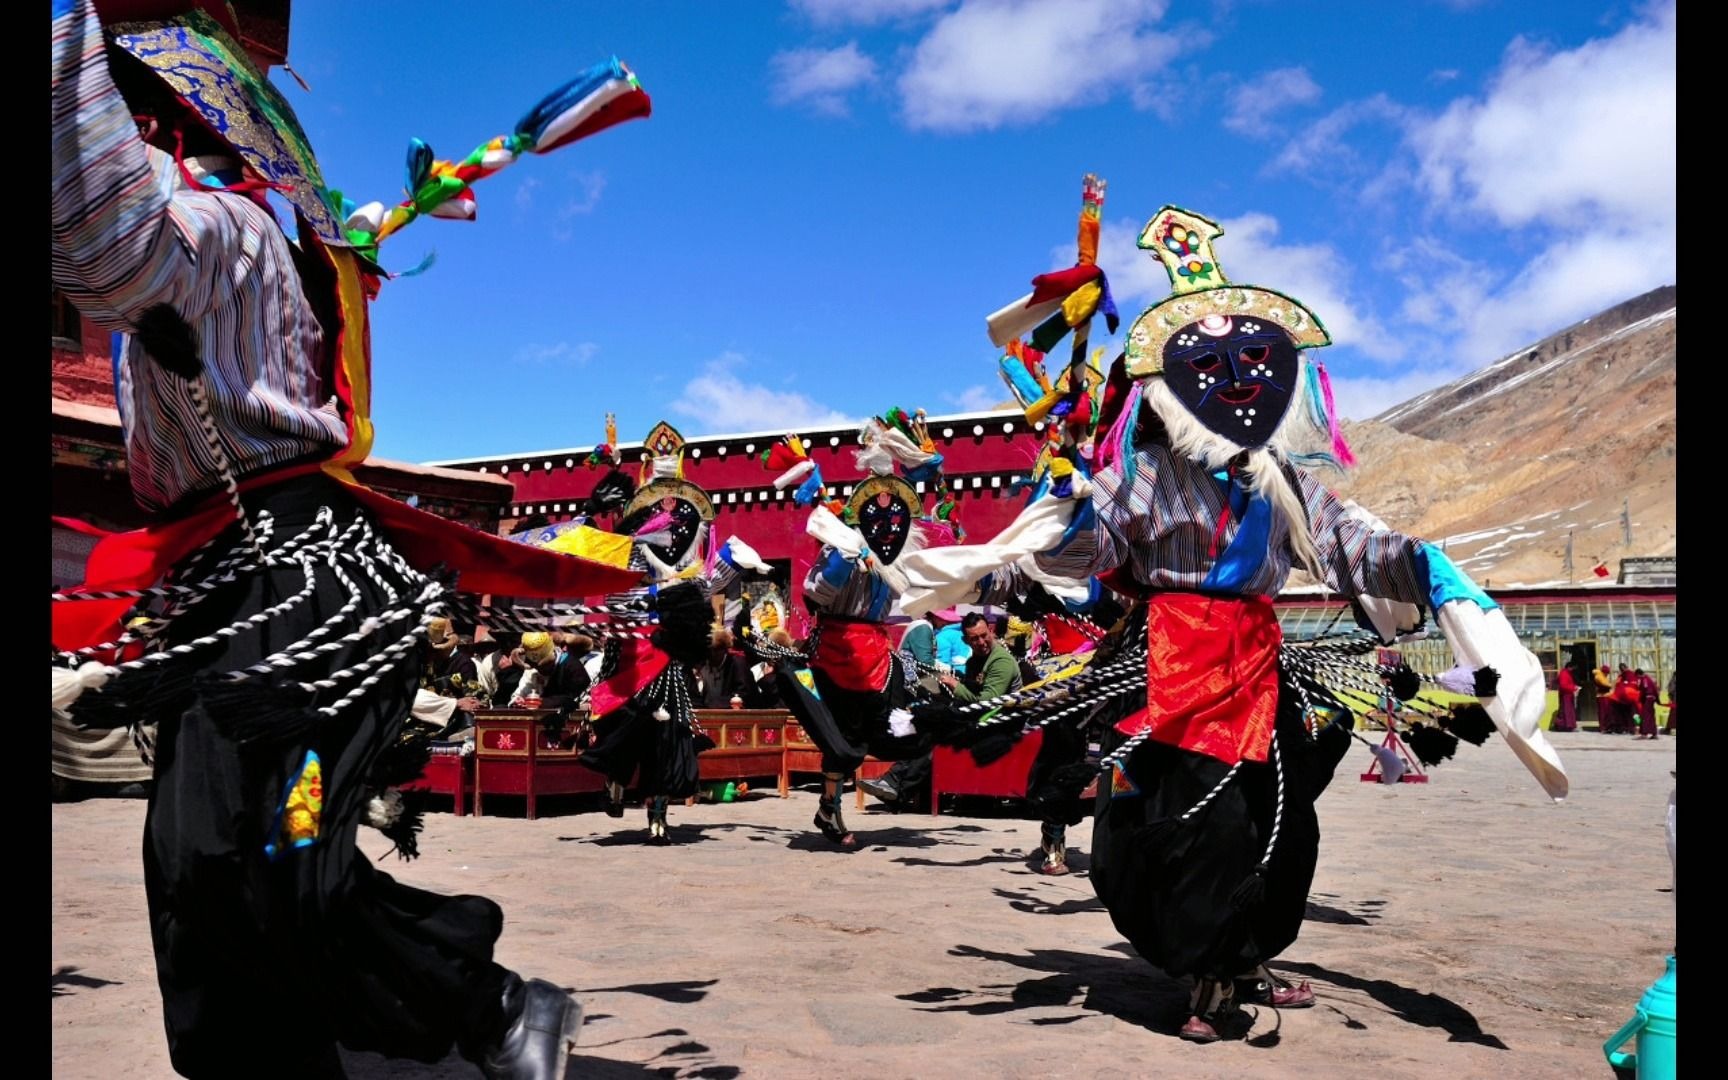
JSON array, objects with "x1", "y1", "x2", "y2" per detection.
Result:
[
  {"x1": 1636, "y1": 668, "x2": 1660, "y2": 738},
  {"x1": 1553, "y1": 665, "x2": 1579, "y2": 732}
]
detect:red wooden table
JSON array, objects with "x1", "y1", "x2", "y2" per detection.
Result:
[{"x1": 472, "y1": 709, "x2": 606, "y2": 819}]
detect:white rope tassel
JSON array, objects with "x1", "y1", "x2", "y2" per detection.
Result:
[
  {"x1": 188, "y1": 379, "x2": 264, "y2": 560},
  {"x1": 365, "y1": 789, "x2": 406, "y2": 829},
  {"x1": 1257, "y1": 731, "x2": 1286, "y2": 870},
  {"x1": 51, "y1": 662, "x2": 115, "y2": 710}
]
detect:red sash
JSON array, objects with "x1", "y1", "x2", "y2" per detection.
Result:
[
  {"x1": 51, "y1": 463, "x2": 645, "y2": 652},
  {"x1": 1117, "y1": 593, "x2": 1281, "y2": 766},
  {"x1": 587, "y1": 638, "x2": 670, "y2": 720},
  {"x1": 810, "y1": 616, "x2": 892, "y2": 694}
]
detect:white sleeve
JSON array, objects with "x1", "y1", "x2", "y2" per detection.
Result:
[{"x1": 412, "y1": 689, "x2": 458, "y2": 727}]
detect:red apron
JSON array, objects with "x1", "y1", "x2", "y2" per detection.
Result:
[
  {"x1": 1117, "y1": 592, "x2": 1281, "y2": 767},
  {"x1": 587, "y1": 638, "x2": 671, "y2": 720},
  {"x1": 810, "y1": 616, "x2": 893, "y2": 694}
]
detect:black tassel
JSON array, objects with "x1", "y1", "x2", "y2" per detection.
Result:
[
  {"x1": 68, "y1": 661, "x2": 197, "y2": 730},
  {"x1": 1047, "y1": 760, "x2": 1102, "y2": 793},
  {"x1": 196, "y1": 676, "x2": 323, "y2": 748},
  {"x1": 376, "y1": 790, "x2": 427, "y2": 862},
  {"x1": 1472, "y1": 665, "x2": 1500, "y2": 697},
  {"x1": 373, "y1": 727, "x2": 434, "y2": 789},
  {"x1": 963, "y1": 724, "x2": 1024, "y2": 767},
  {"x1": 1230, "y1": 866, "x2": 1268, "y2": 911},
  {"x1": 1387, "y1": 663, "x2": 1421, "y2": 702},
  {"x1": 907, "y1": 702, "x2": 977, "y2": 744},
  {"x1": 1439, "y1": 701, "x2": 1495, "y2": 746},
  {"x1": 1005, "y1": 582, "x2": 1069, "y2": 621},
  {"x1": 581, "y1": 469, "x2": 636, "y2": 516},
  {"x1": 135, "y1": 304, "x2": 202, "y2": 378},
  {"x1": 650, "y1": 582, "x2": 712, "y2": 666},
  {"x1": 1405, "y1": 722, "x2": 1459, "y2": 766}
]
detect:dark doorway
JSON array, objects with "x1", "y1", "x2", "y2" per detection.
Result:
[{"x1": 1563, "y1": 640, "x2": 1598, "y2": 725}]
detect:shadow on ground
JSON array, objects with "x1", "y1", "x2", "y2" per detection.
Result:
[{"x1": 51, "y1": 966, "x2": 119, "y2": 998}]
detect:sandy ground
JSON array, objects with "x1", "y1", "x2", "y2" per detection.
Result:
[{"x1": 52, "y1": 731, "x2": 1676, "y2": 1079}]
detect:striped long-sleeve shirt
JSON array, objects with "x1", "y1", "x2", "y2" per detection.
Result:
[
  {"x1": 979, "y1": 442, "x2": 1432, "y2": 608},
  {"x1": 51, "y1": 0, "x2": 347, "y2": 513}
]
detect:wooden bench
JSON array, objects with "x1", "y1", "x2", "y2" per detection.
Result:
[
  {"x1": 399, "y1": 742, "x2": 473, "y2": 816},
  {"x1": 472, "y1": 709, "x2": 606, "y2": 819}
]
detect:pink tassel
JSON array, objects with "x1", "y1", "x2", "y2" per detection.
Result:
[
  {"x1": 633, "y1": 510, "x2": 674, "y2": 537},
  {"x1": 1096, "y1": 382, "x2": 1143, "y2": 472},
  {"x1": 1315, "y1": 362, "x2": 1356, "y2": 468},
  {"x1": 918, "y1": 520, "x2": 959, "y2": 548}
]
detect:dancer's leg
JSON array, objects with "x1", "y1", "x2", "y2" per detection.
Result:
[{"x1": 814, "y1": 772, "x2": 857, "y2": 847}]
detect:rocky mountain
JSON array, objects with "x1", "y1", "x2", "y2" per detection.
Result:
[{"x1": 1323, "y1": 286, "x2": 1676, "y2": 587}]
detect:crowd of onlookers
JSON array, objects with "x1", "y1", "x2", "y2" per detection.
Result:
[{"x1": 1551, "y1": 661, "x2": 1673, "y2": 737}]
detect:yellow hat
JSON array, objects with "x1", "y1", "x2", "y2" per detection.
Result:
[
  {"x1": 520, "y1": 632, "x2": 555, "y2": 666},
  {"x1": 426, "y1": 617, "x2": 458, "y2": 650}
]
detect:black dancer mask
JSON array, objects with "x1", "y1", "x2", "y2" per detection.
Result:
[
  {"x1": 855, "y1": 485, "x2": 914, "y2": 564},
  {"x1": 618, "y1": 493, "x2": 704, "y2": 568},
  {"x1": 1161, "y1": 314, "x2": 1299, "y2": 448}
]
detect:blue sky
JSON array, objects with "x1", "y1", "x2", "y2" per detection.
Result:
[{"x1": 279, "y1": 0, "x2": 1676, "y2": 463}]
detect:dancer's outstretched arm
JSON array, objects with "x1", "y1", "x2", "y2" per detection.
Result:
[{"x1": 1296, "y1": 468, "x2": 1568, "y2": 800}]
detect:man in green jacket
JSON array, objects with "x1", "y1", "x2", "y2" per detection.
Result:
[{"x1": 940, "y1": 614, "x2": 1024, "y2": 702}]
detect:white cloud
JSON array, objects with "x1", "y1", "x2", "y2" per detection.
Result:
[
  {"x1": 791, "y1": 0, "x2": 952, "y2": 25},
  {"x1": 1224, "y1": 66, "x2": 1322, "y2": 138},
  {"x1": 672, "y1": 352, "x2": 855, "y2": 433},
  {"x1": 514, "y1": 176, "x2": 541, "y2": 211},
  {"x1": 1410, "y1": 0, "x2": 1675, "y2": 232},
  {"x1": 944, "y1": 384, "x2": 1004, "y2": 411},
  {"x1": 550, "y1": 171, "x2": 607, "y2": 240},
  {"x1": 897, "y1": 0, "x2": 1180, "y2": 132},
  {"x1": 1476, "y1": 232, "x2": 1674, "y2": 359},
  {"x1": 1072, "y1": 212, "x2": 1403, "y2": 362},
  {"x1": 1398, "y1": 1, "x2": 1676, "y2": 361},
  {"x1": 516, "y1": 342, "x2": 599, "y2": 366},
  {"x1": 771, "y1": 43, "x2": 879, "y2": 116},
  {"x1": 1272, "y1": 93, "x2": 1409, "y2": 174}
]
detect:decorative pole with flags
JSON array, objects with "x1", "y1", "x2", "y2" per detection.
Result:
[
  {"x1": 1564, "y1": 531, "x2": 1575, "y2": 583},
  {"x1": 1065, "y1": 175, "x2": 1107, "y2": 414},
  {"x1": 985, "y1": 175, "x2": 1118, "y2": 463}
]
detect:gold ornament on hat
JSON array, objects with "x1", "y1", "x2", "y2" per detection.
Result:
[
  {"x1": 1124, "y1": 206, "x2": 1331, "y2": 379},
  {"x1": 622, "y1": 420, "x2": 715, "y2": 523}
]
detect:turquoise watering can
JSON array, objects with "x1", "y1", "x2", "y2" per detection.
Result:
[{"x1": 1604, "y1": 954, "x2": 1676, "y2": 1078}]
